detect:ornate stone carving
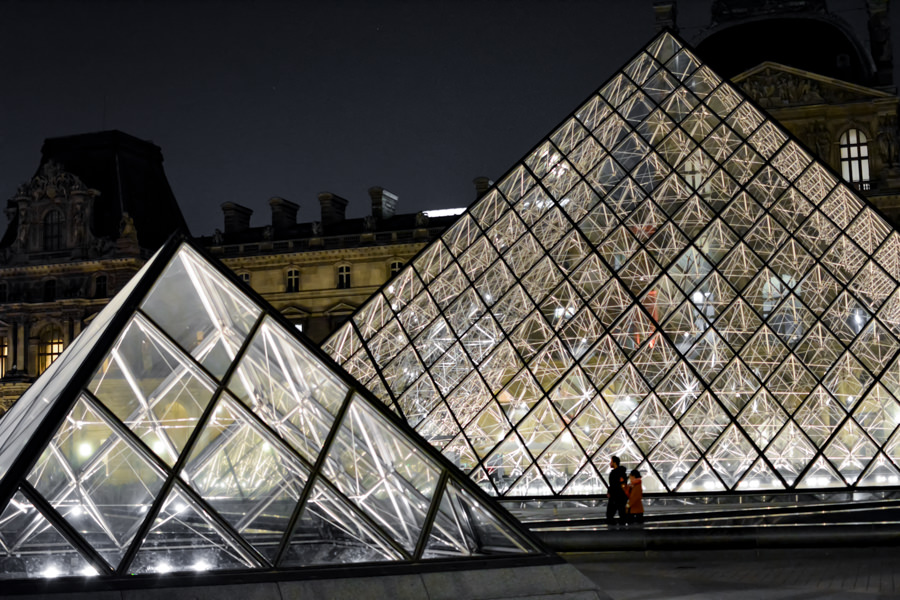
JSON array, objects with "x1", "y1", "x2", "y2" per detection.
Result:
[
  {"x1": 115, "y1": 212, "x2": 139, "y2": 255},
  {"x1": 363, "y1": 215, "x2": 376, "y2": 232},
  {"x1": 415, "y1": 212, "x2": 429, "y2": 227},
  {"x1": 14, "y1": 162, "x2": 97, "y2": 203},
  {"x1": 877, "y1": 115, "x2": 899, "y2": 168},
  {"x1": 739, "y1": 68, "x2": 828, "y2": 108}
]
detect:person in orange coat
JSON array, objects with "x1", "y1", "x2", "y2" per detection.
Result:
[{"x1": 625, "y1": 469, "x2": 644, "y2": 526}]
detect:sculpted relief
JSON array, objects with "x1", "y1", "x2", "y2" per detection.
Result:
[{"x1": 739, "y1": 67, "x2": 872, "y2": 108}]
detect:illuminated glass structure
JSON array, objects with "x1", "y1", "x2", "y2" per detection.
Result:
[
  {"x1": 326, "y1": 32, "x2": 900, "y2": 498},
  {"x1": 0, "y1": 237, "x2": 545, "y2": 582}
]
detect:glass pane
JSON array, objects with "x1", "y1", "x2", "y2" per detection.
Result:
[
  {"x1": 140, "y1": 244, "x2": 261, "y2": 377},
  {"x1": 26, "y1": 395, "x2": 166, "y2": 567},
  {"x1": 181, "y1": 394, "x2": 310, "y2": 562},
  {"x1": 228, "y1": 317, "x2": 347, "y2": 463},
  {"x1": 281, "y1": 478, "x2": 402, "y2": 566},
  {"x1": 129, "y1": 483, "x2": 257, "y2": 574},
  {"x1": 89, "y1": 314, "x2": 216, "y2": 466},
  {"x1": 322, "y1": 396, "x2": 440, "y2": 553},
  {"x1": 424, "y1": 480, "x2": 534, "y2": 558},
  {"x1": 0, "y1": 490, "x2": 99, "y2": 579}
]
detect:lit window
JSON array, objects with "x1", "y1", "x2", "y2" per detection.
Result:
[
  {"x1": 43, "y1": 279, "x2": 56, "y2": 302},
  {"x1": 43, "y1": 210, "x2": 64, "y2": 251},
  {"x1": 94, "y1": 275, "x2": 107, "y2": 298},
  {"x1": 285, "y1": 269, "x2": 300, "y2": 292},
  {"x1": 239, "y1": 272, "x2": 251, "y2": 285},
  {"x1": 337, "y1": 265, "x2": 351, "y2": 289},
  {"x1": 39, "y1": 326, "x2": 64, "y2": 373},
  {"x1": 840, "y1": 129, "x2": 870, "y2": 190},
  {"x1": 390, "y1": 260, "x2": 403, "y2": 277},
  {"x1": 0, "y1": 335, "x2": 7, "y2": 379}
]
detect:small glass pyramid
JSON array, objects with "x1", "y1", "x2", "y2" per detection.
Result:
[
  {"x1": 324, "y1": 30, "x2": 900, "y2": 498},
  {"x1": 0, "y1": 238, "x2": 544, "y2": 582}
]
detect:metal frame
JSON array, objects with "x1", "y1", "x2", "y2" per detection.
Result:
[
  {"x1": 323, "y1": 28, "x2": 900, "y2": 501},
  {"x1": 0, "y1": 233, "x2": 555, "y2": 589}
]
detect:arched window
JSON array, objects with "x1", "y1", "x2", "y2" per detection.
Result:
[
  {"x1": 43, "y1": 210, "x2": 64, "y2": 251},
  {"x1": 285, "y1": 269, "x2": 300, "y2": 292},
  {"x1": 390, "y1": 260, "x2": 403, "y2": 277},
  {"x1": 840, "y1": 129, "x2": 870, "y2": 190},
  {"x1": 38, "y1": 326, "x2": 64, "y2": 373},
  {"x1": 337, "y1": 265, "x2": 351, "y2": 289},
  {"x1": 94, "y1": 275, "x2": 108, "y2": 298}
]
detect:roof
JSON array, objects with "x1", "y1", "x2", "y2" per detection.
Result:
[{"x1": 37, "y1": 130, "x2": 188, "y2": 249}]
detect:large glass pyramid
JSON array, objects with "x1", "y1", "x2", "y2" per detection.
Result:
[
  {"x1": 0, "y1": 237, "x2": 544, "y2": 582},
  {"x1": 325, "y1": 31, "x2": 900, "y2": 499}
]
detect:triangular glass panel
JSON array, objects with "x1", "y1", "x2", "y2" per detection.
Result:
[
  {"x1": 796, "y1": 456, "x2": 845, "y2": 490},
  {"x1": 141, "y1": 245, "x2": 260, "y2": 377},
  {"x1": 735, "y1": 458, "x2": 784, "y2": 491},
  {"x1": 282, "y1": 478, "x2": 402, "y2": 566},
  {"x1": 0, "y1": 490, "x2": 101, "y2": 579},
  {"x1": 129, "y1": 483, "x2": 258, "y2": 574},
  {"x1": 26, "y1": 395, "x2": 166, "y2": 567},
  {"x1": 857, "y1": 454, "x2": 900, "y2": 487}
]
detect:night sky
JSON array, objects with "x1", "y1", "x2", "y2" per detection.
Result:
[{"x1": 0, "y1": 1, "x2": 894, "y2": 236}]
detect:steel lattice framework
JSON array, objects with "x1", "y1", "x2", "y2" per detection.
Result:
[
  {"x1": 325, "y1": 32, "x2": 900, "y2": 498},
  {"x1": 0, "y1": 238, "x2": 544, "y2": 582}
]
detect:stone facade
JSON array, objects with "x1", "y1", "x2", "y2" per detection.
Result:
[{"x1": 0, "y1": 134, "x2": 461, "y2": 414}]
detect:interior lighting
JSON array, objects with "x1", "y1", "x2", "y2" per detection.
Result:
[
  {"x1": 155, "y1": 562, "x2": 173, "y2": 574},
  {"x1": 77, "y1": 442, "x2": 92, "y2": 457},
  {"x1": 191, "y1": 560, "x2": 210, "y2": 571},
  {"x1": 42, "y1": 566, "x2": 61, "y2": 578},
  {"x1": 80, "y1": 566, "x2": 99, "y2": 576}
]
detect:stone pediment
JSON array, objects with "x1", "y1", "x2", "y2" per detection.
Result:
[
  {"x1": 280, "y1": 305, "x2": 311, "y2": 319},
  {"x1": 732, "y1": 62, "x2": 894, "y2": 109},
  {"x1": 324, "y1": 301, "x2": 356, "y2": 315}
]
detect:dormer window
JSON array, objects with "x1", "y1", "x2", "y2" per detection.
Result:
[
  {"x1": 43, "y1": 210, "x2": 64, "y2": 251},
  {"x1": 840, "y1": 129, "x2": 870, "y2": 191}
]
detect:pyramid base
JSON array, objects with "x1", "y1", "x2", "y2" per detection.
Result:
[{"x1": 2, "y1": 563, "x2": 607, "y2": 600}]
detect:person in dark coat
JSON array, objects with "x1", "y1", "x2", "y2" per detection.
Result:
[
  {"x1": 625, "y1": 469, "x2": 644, "y2": 526},
  {"x1": 606, "y1": 455, "x2": 628, "y2": 526}
]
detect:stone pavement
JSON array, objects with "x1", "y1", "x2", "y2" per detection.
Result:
[{"x1": 567, "y1": 546, "x2": 900, "y2": 599}]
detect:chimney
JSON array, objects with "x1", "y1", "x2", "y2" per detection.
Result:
[
  {"x1": 318, "y1": 192, "x2": 349, "y2": 225},
  {"x1": 653, "y1": 1, "x2": 678, "y2": 33},
  {"x1": 369, "y1": 186, "x2": 399, "y2": 220},
  {"x1": 221, "y1": 202, "x2": 253, "y2": 233},
  {"x1": 473, "y1": 176, "x2": 493, "y2": 199},
  {"x1": 269, "y1": 196, "x2": 299, "y2": 231}
]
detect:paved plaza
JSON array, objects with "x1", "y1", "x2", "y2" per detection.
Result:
[{"x1": 568, "y1": 546, "x2": 900, "y2": 599}]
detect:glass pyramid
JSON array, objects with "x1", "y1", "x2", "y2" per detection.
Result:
[
  {"x1": 0, "y1": 237, "x2": 544, "y2": 582},
  {"x1": 325, "y1": 31, "x2": 900, "y2": 498}
]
